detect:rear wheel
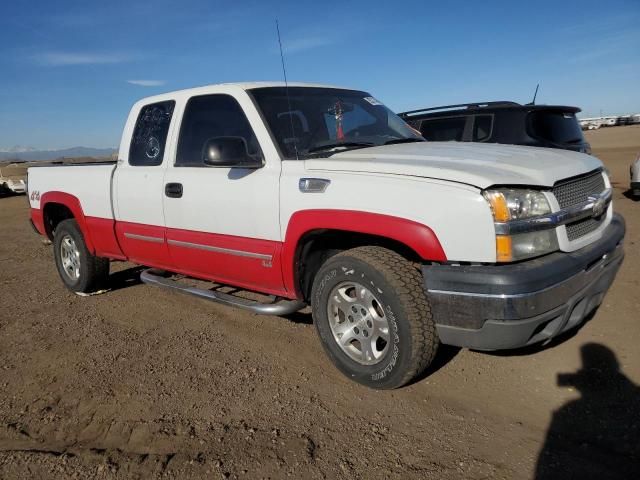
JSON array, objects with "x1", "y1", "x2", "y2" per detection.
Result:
[
  {"x1": 311, "y1": 246, "x2": 438, "y2": 389},
  {"x1": 53, "y1": 219, "x2": 109, "y2": 293}
]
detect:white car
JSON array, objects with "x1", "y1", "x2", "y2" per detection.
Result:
[
  {"x1": 26, "y1": 82, "x2": 625, "y2": 389},
  {"x1": 631, "y1": 153, "x2": 640, "y2": 196},
  {"x1": 0, "y1": 163, "x2": 27, "y2": 194}
]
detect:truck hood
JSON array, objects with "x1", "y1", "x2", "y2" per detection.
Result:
[{"x1": 304, "y1": 142, "x2": 602, "y2": 189}]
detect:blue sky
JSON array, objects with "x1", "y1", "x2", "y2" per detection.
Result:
[{"x1": 1, "y1": 0, "x2": 638, "y2": 150}]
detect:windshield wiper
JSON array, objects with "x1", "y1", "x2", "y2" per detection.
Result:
[
  {"x1": 384, "y1": 138, "x2": 426, "y2": 145},
  {"x1": 306, "y1": 141, "x2": 374, "y2": 154}
]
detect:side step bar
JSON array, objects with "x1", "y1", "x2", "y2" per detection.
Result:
[{"x1": 140, "y1": 269, "x2": 307, "y2": 316}]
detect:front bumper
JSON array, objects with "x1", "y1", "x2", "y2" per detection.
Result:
[
  {"x1": 423, "y1": 214, "x2": 625, "y2": 350},
  {"x1": 631, "y1": 181, "x2": 640, "y2": 194}
]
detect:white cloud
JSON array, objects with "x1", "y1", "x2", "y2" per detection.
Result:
[
  {"x1": 127, "y1": 80, "x2": 166, "y2": 87},
  {"x1": 281, "y1": 36, "x2": 335, "y2": 54},
  {"x1": 34, "y1": 52, "x2": 132, "y2": 66}
]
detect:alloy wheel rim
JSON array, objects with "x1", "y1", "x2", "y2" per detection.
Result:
[
  {"x1": 60, "y1": 235, "x2": 80, "y2": 281},
  {"x1": 327, "y1": 281, "x2": 390, "y2": 365}
]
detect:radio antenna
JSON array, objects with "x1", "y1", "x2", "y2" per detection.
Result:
[
  {"x1": 531, "y1": 83, "x2": 539, "y2": 105},
  {"x1": 276, "y1": 19, "x2": 299, "y2": 160}
]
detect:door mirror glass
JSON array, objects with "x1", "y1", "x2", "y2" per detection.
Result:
[{"x1": 201, "y1": 136, "x2": 263, "y2": 168}]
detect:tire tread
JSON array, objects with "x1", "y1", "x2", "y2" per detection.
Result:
[{"x1": 329, "y1": 246, "x2": 438, "y2": 388}]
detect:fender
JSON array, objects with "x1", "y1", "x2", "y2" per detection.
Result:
[
  {"x1": 39, "y1": 192, "x2": 98, "y2": 254},
  {"x1": 281, "y1": 209, "x2": 447, "y2": 296}
]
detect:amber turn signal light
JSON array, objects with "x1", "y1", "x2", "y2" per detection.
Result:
[{"x1": 496, "y1": 235, "x2": 513, "y2": 262}]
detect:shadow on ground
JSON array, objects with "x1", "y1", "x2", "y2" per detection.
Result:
[
  {"x1": 108, "y1": 265, "x2": 145, "y2": 292},
  {"x1": 535, "y1": 343, "x2": 640, "y2": 479}
]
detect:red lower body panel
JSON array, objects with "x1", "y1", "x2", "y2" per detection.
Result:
[
  {"x1": 114, "y1": 221, "x2": 173, "y2": 270},
  {"x1": 30, "y1": 208, "x2": 45, "y2": 235},
  {"x1": 165, "y1": 227, "x2": 286, "y2": 296},
  {"x1": 110, "y1": 220, "x2": 289, "y2": 297},
  {"x1": 86, "y1": 216, "x2": 126, "y2": 260}
]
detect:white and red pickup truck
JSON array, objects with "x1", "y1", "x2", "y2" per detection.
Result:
[{"x1": 27, "y1": 82, "x2": 625, "y2": 388}]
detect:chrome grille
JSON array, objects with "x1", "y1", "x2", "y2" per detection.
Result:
[
  {"x1": 553, "y1": 170, "x2": 606, "y2": 241},
  {"x1": 553, "y1": 170, "x2": 605, "y2": 209},
  {"x1": 565, "y1": 217, "x2": 604, "y2": 240}
]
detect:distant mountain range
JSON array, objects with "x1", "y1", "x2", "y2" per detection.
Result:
[
  {"x1": 0, "y1": 145, "x2": 39, "y2": 154},
  {"x1": 0, "y1": 146, "x2": 116, "y2": 161}
]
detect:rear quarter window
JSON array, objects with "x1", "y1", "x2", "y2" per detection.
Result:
[
  {"x1": 129, "y1": 101, "x2": 175, "y2": 166},
  {"x1": 528, "y1": 111, "x2": 585, "y2": 145},
  {"x1": 419, "y1": 116, "x2": 466, "y2": 141}
]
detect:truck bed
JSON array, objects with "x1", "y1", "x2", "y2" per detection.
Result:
[{"x1": 27, "y1": 163, "x2": 117, "y2": 220}]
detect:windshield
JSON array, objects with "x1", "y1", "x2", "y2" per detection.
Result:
[{"x1": 249, "y1": 87, "x2": 423, "y2": 158}]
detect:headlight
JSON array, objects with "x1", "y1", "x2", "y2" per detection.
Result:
[
  {"x1": 484, "y1": 188, "x2": 558, "y2": 262},
  {"x1": 483, "y1": 189, "x2": 551, "y2": 221}
]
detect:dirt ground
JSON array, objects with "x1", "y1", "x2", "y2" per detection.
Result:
[{"x1": 1, "y1": 126, "x2": 638, "y2": 479}]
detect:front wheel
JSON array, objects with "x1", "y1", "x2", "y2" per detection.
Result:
[
  {"x1": 311, "y1": 246, "x2": 438, "y2": 389},
  {"x1": 53, "y1": 219, "x2": 109, "y2": 293}
]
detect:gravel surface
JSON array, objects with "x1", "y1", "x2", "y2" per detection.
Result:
[{"x1": 1, "y1": 126, "x2": 639, "y2": 479}]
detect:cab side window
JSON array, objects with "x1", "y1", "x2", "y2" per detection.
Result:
[
  {"x1": 176, "y1": 94, "x2": 262, "y2": 167},
  {"x1": 129, "y1": 101, "x2": 175, "y2": 166}
]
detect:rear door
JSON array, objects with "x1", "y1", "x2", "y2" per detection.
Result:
[
  {"x1": 162, "y1": 91, "x2": 284, "y2": 294},
  {"x1": 113, "y1": 100, "x2": 176, "y2": 268}
]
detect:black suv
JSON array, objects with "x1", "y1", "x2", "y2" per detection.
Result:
[{"x1": 399, "y1": 102, "x2": 591, "y2": 154}]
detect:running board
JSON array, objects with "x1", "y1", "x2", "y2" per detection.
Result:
[{"x1": 140, "y1": 269, "x2": 306, "y2": 316}]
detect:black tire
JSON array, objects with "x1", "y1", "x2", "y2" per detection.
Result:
[
  {"x1": 53, "y1": 219, "x2": 109, "y2": 293},
  {"x1": 311, "y1": 246, "x2": 438, "y2": 389}
]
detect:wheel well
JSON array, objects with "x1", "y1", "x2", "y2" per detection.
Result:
[
  {"x1": 295, "y1": 230, "x2": 422, "y2": 301},
  {"x1": 42, "y1": 203, "x2": 74, "y2": 240}
]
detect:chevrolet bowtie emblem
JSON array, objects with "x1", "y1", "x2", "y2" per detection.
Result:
[{"x1": 589, "y1": 194, "x2": 608, "y2": 219}]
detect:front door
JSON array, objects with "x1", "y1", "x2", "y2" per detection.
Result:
[{"x1": 162, "y1": 93, "x2": 284, "y2": 294}]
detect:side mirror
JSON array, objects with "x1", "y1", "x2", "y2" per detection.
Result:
[{"x1": 201, "y1": 136, "x2": 263, "y2": 168}]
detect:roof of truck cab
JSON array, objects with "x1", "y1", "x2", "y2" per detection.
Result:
[{"x1": 133, "y1": 82, "x2": 357, "y2": 105}]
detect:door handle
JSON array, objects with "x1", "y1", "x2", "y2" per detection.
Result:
[{"x1": 165, "y1": 182, "x2": 183, "y2": 198}]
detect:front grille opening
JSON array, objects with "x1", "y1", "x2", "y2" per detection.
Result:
[
  {"x1": 565, "y1": 217, "x2": 604, "y2": 241},
  {"x1": 553, "y1": 170, "x2": 605, "y2": 209},
  {"x1": 554, "y1": 170, "x2": 606, "y2": 241}
]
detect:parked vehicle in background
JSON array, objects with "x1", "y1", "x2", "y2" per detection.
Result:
[
  {"x1": 580, "y1": 118, "x2": 606, "y2": 130},
  {"x1": 617, "y1": 115, "x2": 632, "y2": 126},
  {"x1": 399, "y1": 102, "x2": 591, "y2": 154},
  {"x1": 0, "y1": 161, "x2": 27, "y2": 194},
  {"x1": 580, "y1": 116, "x2": 625, "y2": 128},
  {"x1": 27, "y1": 83, "x2": 625, "y2": 389},
  {"x1": 631, "y1": 153, "x2": 640, "y2": 197}
]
